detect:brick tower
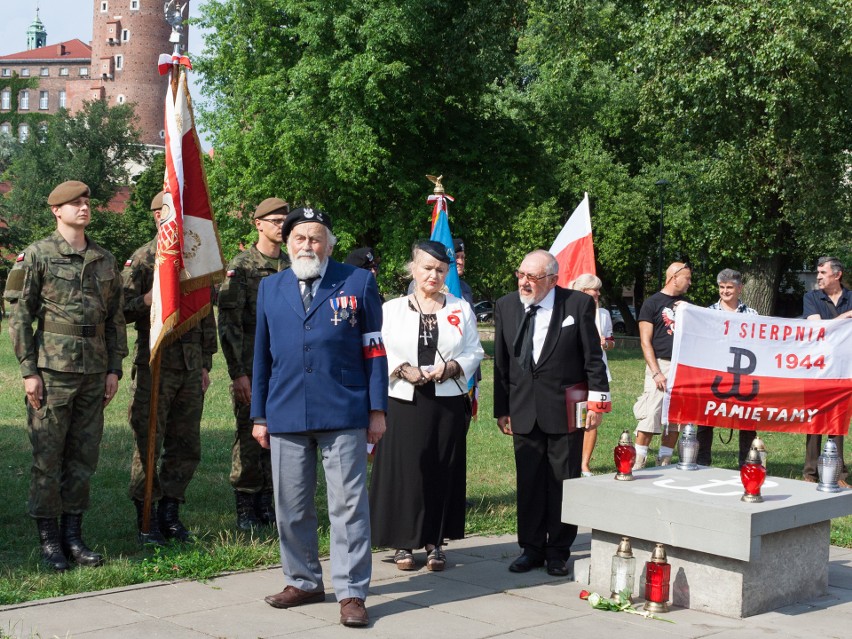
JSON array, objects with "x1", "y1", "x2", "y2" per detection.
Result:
[{"x1": 90, "y1": 0, "x2": 189, "y2": 148}]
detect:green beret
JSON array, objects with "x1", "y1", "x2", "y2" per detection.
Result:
[
  {"x1": 150, "y1": 191, "x2": 165, "y2": 211},
  {"x1": 47, "y1": 181, "x2": 90, "y2": 206},
  {"x1": 254, "y1": 197, "x2": 289, "y2": 219}
]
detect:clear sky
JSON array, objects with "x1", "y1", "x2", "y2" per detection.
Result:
[{"x1": 1, "y1": 1, "x2": 211, "y2": 145}]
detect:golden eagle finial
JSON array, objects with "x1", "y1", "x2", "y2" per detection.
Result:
[{"x1": 426, "y1": 174, "x2": 445, "y2": 195}]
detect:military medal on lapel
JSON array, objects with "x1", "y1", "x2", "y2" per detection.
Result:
[
  {"x1": 330, "y1": 297, "x2": 342, "y2": 325},
  {"x1": 338, "y1": 296, "x2": 350, "y2": 321},
  {"x1": 348, "y1": 296, "x2": 358, "y2": 326}
]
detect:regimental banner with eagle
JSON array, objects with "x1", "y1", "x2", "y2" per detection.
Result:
[
  {"x1": 150, "y1": 64, "x2": 225, "y2": 360},
  {"x1": 663, "y1": 304, "x2": 852, "y2": 436}
]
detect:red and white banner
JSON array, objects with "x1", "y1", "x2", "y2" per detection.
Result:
[
  {"x1": 549, "y1": 192, "x2": 596, "y2": 288},
  {"x1": 150, "y1": 65, "x2": 225, "y2": 360},
  {"x1": 663, "y1": 305, "x2": 852, "y2": 436}
]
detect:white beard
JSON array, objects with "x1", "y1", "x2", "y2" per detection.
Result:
[
  {"x1": 519, "y1": 291, "x2": 535, "y2": 305},
  {"x1": 290, "y1": 252, "x2": 324, "y2": 280}
]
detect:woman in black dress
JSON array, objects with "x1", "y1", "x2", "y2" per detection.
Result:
[{"x1": 370, "y1": 241, "x2": 484, "y2": 571}]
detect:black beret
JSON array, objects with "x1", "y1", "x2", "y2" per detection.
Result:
[
  {"x1": 283, "y1": 206, "x2": 333, "y2": 237},
  {"x1": 150, "y1": 191, "x2": 165, "y2": 211},
  {"x1": 48, "y1": 181, "x2": 90, "y2": 206},
  {"x1": 414, "y1": 240, "x2": 451, "y2": 264},
  {"x1": 453, "y1": 238, "x2": 465, "y2": 254},
  {"x1": 254, "y1": 197, "x2": 289, "y2": 219},
  {"x1": 345, "y1": 247, "x2": 379, "y2": 269}
]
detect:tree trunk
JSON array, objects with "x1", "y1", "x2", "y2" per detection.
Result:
[{"x1": 742, "y1": 254, "x2": 781, "y2": 315}]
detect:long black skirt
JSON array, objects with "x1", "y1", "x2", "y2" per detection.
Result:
[{"x1": 369, "y1": 386, "x2": 467, "y2": 549}]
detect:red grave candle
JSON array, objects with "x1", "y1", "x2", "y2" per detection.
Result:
[{"x1": 740, "y1": 446, "x2": 767, "y2": 503}]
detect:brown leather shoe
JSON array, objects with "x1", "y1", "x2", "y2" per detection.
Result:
[
  {"x1": 339, "y1": 597, "x2": 369, "y2": 627},
  {"x1": 264, "y1": 585, "x2": 325, "y2": 608}
]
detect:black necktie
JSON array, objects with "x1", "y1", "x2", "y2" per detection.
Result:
[
  {"x1": 513, "y1": 304, "x2": 539, "y2": 372},
  {"x1": 300, "y1": 278, "x2": 318, "y2": 312}
]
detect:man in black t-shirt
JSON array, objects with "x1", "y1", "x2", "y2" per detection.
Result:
[{"x1": 632, "y1": 262, "x2": 692, "y2": 469}]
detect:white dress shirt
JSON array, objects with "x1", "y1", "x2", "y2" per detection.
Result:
[{"x1": 523, "y1": 288, "x2": 555, "y2": 364}]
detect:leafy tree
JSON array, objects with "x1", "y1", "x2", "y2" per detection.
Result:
[
  {"x1": 515, "y1": 0, "x2": 653, "y2": 313},
  {"x1": 192, "y1": 0, "x2": 852, "y2": 312},
  {"x1": 106, "y1": 153, "x2": 166, "y2": 261},
  {"x1": 630, "y1": 0, "x2": 852, "y2": 313},
  {"x1": 1, "y1": 100, "x2": 148, "y2": 259},
  {"x1": 0, "y1": 131, "x2": 20, "y2": 174},
  {"x1": 194, "y1": 0, "x2": 541, "y2": 298}
]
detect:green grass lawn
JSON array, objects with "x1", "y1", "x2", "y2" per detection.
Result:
[{"x1": 0, "y1": 325, "x2": 848, "y2": 604}]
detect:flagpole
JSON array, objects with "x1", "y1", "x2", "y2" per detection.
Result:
[{"x1": 141, "y1": 349, "x2": 162, "y2": 536}]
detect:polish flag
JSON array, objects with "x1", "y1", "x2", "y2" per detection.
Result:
[
  {"x1": 549, "y1": 193, "x2": 596, "y2": 288},
  {"x1": 150, "y1": 65, "x2": 225, "y2": 360}
]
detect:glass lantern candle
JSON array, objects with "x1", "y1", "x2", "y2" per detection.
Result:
[
  {"x1": 676, "y1": 424, "x2": 698, "y2": 470},
  {"x1": 643, "y1": 543, "x2": 670, "y2": 613},
  {"x1": 610, "y1": 537, "x2": 636, "y2": 600},
  {"x1": 817, "y1": 439, "x2": 842, "y2": 493},
  {"x1": 740, "y1": 446, "x2": 767, "y2": 503},
  {"x1": 614, "y1": 430, "x2": 636, "y2": 481}
]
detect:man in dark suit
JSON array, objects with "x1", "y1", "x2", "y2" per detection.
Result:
[
  {"x1": 494, "y1": 250, "x2": 610, "y2": 576},
  {"x1": 251, "y1": 207, "x2": 388, "y2": 628}
]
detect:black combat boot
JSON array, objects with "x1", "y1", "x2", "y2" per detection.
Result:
[
  {"x1": 235, "y1": 491, "x2": 260, "y2": 530},
  {"x1": 255, "y1": 489, "x2": 276, "y2": 526},
  {"x1": 60, "y1": 513, "x2": 104, "y2": 567},
  {"x1": 36, "y1": 517, "x2": 70, "y2": 571},
  {"x1": 133, "y1": 499, "x2": 167, "y2": 546},
  {"x1": 158, "y1": 497, "x2": 194, "y2": 542}
]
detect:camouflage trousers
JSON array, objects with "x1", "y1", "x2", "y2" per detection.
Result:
[
  {"x1": 26, "y1": 370, "x2": 106, "y2": 518},
  {"x1": 128, "y1": 364, "x2": 203, "y2": 502},
  {"x1": 229, "y1": 393, "x2": 273, "y2": 493}
]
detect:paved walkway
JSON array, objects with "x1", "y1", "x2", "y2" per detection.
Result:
[{"x1": 2, "y1": 531, "x2": 851, "y2": 638}]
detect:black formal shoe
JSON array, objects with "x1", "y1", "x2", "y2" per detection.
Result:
[
  {"x1": 509, "y1": 553, "x2": 544, "y2": 573},
  {"x1": 546, "y1": 558, "x2": 571, "y2": 577}
]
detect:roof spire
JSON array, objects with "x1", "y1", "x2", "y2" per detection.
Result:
[{"x1": 27, "y1": 3, "x2": 48, "y2": 50}]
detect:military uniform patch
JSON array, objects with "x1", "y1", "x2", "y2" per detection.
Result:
[{"x1": 5, "y1": 268, "x2": 24, "y2": 292}]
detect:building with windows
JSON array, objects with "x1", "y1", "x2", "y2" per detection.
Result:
[{"x1": 0, "y1": 2, "x2": 190, "y2": 148}]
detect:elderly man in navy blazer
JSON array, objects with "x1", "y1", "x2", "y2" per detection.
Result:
[
  {"x1": 251, "y1": 207, "x2": 388, "y2": 628},
  {"x1": 494, "y1": 250, "x2": 610, "y2": 578}
]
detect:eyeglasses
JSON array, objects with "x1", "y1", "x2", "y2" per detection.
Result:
[
  {"x1": 260, "y1": 218, "x2": 287, "y2": 226},
  {"x1": 515, "y1": 270, "x2": 554, "y2": 282}
]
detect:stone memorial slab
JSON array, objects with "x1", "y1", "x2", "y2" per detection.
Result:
[{"x1": 562, "y1": 465, "x2": 852, "y2": 617}]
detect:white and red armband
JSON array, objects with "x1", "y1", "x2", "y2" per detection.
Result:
[
  {"x1": 587, "y1": 390, "x2": 612, "y2": 413},
  {"x1": 362, "y1": 331, "x2": 386, "y2": 359}
]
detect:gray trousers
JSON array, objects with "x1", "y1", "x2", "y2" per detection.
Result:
[{"x1": 270, "y1": 429, "x2": 371, "y2": 601}]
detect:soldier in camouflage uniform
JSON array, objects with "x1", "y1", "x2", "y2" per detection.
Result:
[
  {"x1": 3, "y1": 181, "x2": 128, "y2": 571},
  {"x1": 123, "y1": 191, "x2": 218, "y2": 544},
  {"x1": 218, "y1": 197, "x2": 290, "y2": 529}
]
